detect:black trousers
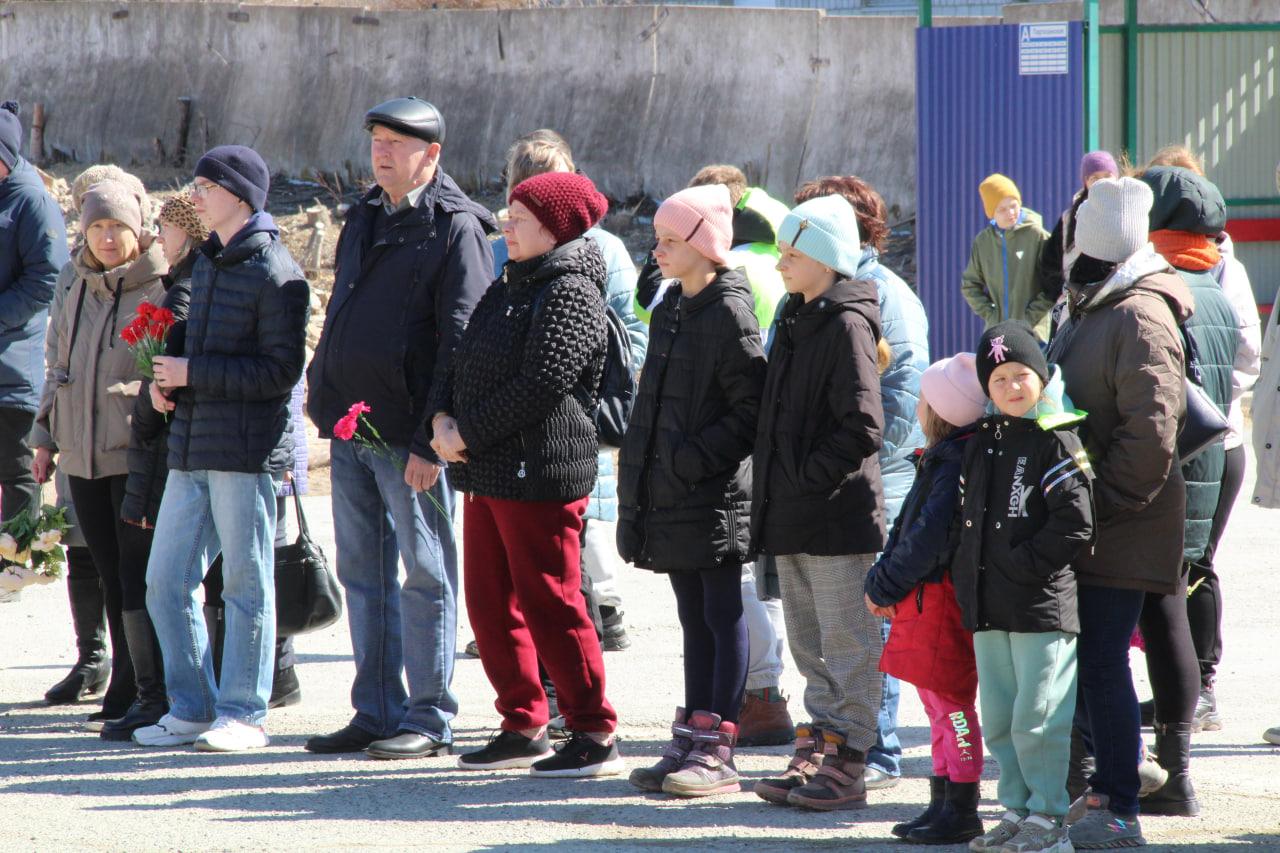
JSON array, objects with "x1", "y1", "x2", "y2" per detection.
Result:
[
  {"x1": 1139, "y1": 569, "x2": 1200, "y2": 726},
  {"x1": 0, "y1": 406, "x2": 37, "y2": 523},
  {"x1": 67, "y1": 473, "x2": 154, "y2": 714},
  {"x1": 1186, "y1": 444, "x2": 1245, "y2": 687}
]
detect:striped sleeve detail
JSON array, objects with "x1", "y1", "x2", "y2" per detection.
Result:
[{"x1": 1043, "y1": 449, "x2": 1092, "y2": 497}]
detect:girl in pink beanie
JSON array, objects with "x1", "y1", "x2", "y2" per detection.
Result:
[
  {"x1": 653, "y1": 184, "x2": 734, "y2": 267},
  {"x1": 617, "y1": 183, "x2": 766, "y2": 798},
  {"x1": 863, "y1": 353, "x2": 988, "y2": 844}
]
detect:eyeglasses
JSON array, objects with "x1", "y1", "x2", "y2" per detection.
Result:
[{"x1": 189, "y1": 182, "x2": 217, "y2": 199}]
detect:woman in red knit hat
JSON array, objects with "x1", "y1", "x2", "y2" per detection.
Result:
[{"x1": 430, "y1": 171, "x2": 623, "y2": 777}]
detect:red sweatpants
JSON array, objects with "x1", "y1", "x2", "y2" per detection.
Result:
[
  {"x1": 463, "y1": 494, "x2": 617, "y2": 733},
  {"x1": 919, "y1": 687, "x2": 984, "y2": 783}
]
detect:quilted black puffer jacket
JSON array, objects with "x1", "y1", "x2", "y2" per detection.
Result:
[
  {"x1": 616, "y1": 268, "x2": 765, "y2": 571},
  {"x1": 433, "y1": 236, "x2": 607, "y2": 502},
  {"x1": 167, "y1": 214, "x2": 310, "y2": 474}
]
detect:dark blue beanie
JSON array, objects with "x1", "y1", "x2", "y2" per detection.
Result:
[
  {"x1": 194, "y1": 145, "x2": 269, "y2": 211},
  {"x1": 0, "y1": 101, "x2": 22, "y2": 171}
]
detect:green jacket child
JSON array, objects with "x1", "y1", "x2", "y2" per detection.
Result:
[{"x1": 961, "y1": 174, "x2": 1054, "y2": 341}]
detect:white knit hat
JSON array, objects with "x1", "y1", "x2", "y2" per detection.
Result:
[{"x1": 1074, "y1": 177, "x2": 1154, "y2": 263}]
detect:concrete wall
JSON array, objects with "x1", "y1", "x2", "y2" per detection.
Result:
[
  {"x1": 1001, "y1": 0, "x2": 1279, "y2": 25},
  {"x1": 0, "y1": 2, "x2": 927, "y2": 214}
]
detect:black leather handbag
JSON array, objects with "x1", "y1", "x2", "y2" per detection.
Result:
[
  {"x1": 275, "y1": 491, "x2": 342, "y2": 636},
  {"x1": 1177, "y1": 326, "x2": 1229, "y2": 464}
]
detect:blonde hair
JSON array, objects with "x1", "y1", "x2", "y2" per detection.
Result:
[
  {"x1": 876, "y1": 338, "x2": 892, "y2": 375},
  {"x1": 1148, "y1": 144, "x2": 1205, "y2": 176},
  {"x1": 505, "y1": 131, "x2": 574, "y2": 196},
  {"x1": 918, "y1": 400, "x2": 957, "y2": 448},
  {"x1": 688, "y1": 164, "x2": 748, "y2": 206}
]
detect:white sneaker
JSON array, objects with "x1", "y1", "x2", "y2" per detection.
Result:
[
  {"x1": 1003, "y1": 814, "x2": 1072, "y2": 852},
  {"x1": 863, "y1": 766, "x2": 901, "y2": 790},
  {"x1": 133, "y1": 713, "x2": 212, "y2": 747},
  {"x1": 1264, "y1": 726, "x2": 1280, "y2": 746},
  {"x1": 193, "y1": 717, "x2": 269, "y2": 752},
  {"x1": 971, "y1": 811, "x2": 1026, "y2": 852}
]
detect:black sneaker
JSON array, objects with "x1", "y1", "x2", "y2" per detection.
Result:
[
  {"x1": 456, "y1": 729, "x2": 553, "y2": 770},
  {"x1": 599, "y1": 606, "x2": 631, "y2": 652},
  {"x1": 530, "y1": 731, "x2": 625, "y2": 778}
]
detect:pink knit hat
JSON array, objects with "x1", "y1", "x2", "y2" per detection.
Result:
[
  {"x1": 654, "y1": 184, "x2": 733, "y2": 265},
  {"x1": 919, "y1": 353, "x2": 986, "y2": 428}
]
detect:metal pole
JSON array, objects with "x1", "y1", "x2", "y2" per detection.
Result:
[
  {"x1": 1124, "y1": 0, "x2": 1139, "y2": 158},
  {"x1": 920, "y1": 0, "x2": 931, "y2": 28},
  {"x1": 1083, "y1": 0, "x2": 1099, "y2": 151}
]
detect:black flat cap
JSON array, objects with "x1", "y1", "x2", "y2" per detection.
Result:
[{"x1": 364, "y1": 97, "x2": 445, "y2": 145}]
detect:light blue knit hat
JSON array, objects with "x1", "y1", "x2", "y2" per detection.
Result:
[{"x1": 776, "y1": 194, "x2": 863, "y2": 278}]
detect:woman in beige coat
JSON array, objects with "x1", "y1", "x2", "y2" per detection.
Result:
[{"x1": 33, "y1": 179, "x2": 167, "y2": 733}]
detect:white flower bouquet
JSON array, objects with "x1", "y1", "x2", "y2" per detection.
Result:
[{"x1": 0, "y1": 505, "x2": 72, "y2": 592}]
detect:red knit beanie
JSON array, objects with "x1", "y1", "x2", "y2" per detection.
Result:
[{"x1": 508, "y1": 172, "x2": 609, "y2": 245}]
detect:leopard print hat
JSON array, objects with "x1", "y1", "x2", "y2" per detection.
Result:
[{"x1": 157, "y1": 194, "x2": 210, "y2": 243}]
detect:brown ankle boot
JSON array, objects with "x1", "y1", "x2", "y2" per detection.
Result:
[
  {"x1": 786, "y1": 730, "x2": 868, "y2": 811},
  {"x1": 628, "y1": 707, "x2": 695, "y2": 792},
  {"x1": 737, "y1": 687, "x2": 795, "y2": 747},
  {"x1": 661, "y1": 711, "x2": 741, "y2": 798},
  {"x1": 753, "y1": 723, "x2": 823, "y2": 805}
]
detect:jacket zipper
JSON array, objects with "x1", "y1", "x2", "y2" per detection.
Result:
[
  {"x1": 183, "y1": 261, "x2": 220, "y2": 470},
  {"x1": 1000, "y1": 226, "x2": 1010, "y2": 322}
]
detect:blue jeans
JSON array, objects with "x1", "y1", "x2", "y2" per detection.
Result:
[
  {"x1": 1074, "y1": 584, "x2": 1145, "y2": 816},
  {"x1": 330, "y1": 439, "x2": 458, "y2": 742},
  {"x1": 868, "y1": 617, "x2": 902, "y2": 777},
  {"x1": 146, "y1": 469, "x2": 278, "y2": 725}
]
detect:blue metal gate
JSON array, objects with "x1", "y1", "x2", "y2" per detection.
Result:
[{"x1": 916, "y1": 22, "x2": 1085, "y2": 359}]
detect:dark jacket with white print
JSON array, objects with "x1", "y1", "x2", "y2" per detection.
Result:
[{"x1": 952, "y1": 368, "x2": 1094, "y2": 634}]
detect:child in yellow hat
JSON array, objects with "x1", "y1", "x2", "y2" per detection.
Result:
[{"x1": 960, "y1": 174, "x2": 1053, "y2": 341}]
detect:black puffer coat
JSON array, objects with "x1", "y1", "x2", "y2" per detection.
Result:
[
  {"x1": 121, "y1": 254, "x2": 193, "y2": 525},
  {"x1": 306, "y1": 170, "x2": 496, "y2": 460},
  {"x1": 616, "y1": 268, "x2": 766, "y2": 571},
  {"x1": 168, "y1": 214, "x2": 310, "y2": 474},
  {"x1": 952, "y1": 408, "x2": 1094, "y2": 634},
  {"x1": 433, "y1": 237, "x2": 606, "y2": 502},
  {"x1": 751, "y1": 279, "x2": 886, "y2": 557}
]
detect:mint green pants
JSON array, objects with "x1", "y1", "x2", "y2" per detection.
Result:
[{"x1": 973, "y1": 630, "x2": 1078, "y2": 818}]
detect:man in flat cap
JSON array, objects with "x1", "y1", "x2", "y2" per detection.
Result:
[{"x1": 305, "y1": 97, "x2": 497, "y2": 758}]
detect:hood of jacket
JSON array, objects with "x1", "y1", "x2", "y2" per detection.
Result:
[
  {"x1": 1066, "y1": 244, "x2": 1194, "y2": 324},
  {"x1": 72, "y1": 239, "x2": 168, "y2": 299},
  {"x1": 984, "y1": 364, "x2": 1087, "y2": 429},
  {"x1": 781, "y1": 276, "x2": 882, "y2": 340},
  {"x1": 352, "y1": 169, "x2": 499, "y2": 237},
  {"x1": 922, "y1": 425, "x2": 972, "y2": 466},
  {"x1": 733, "y1": 186, "x2": 789, "y2": 247},
  {"x1": 0, "y1": 157, "x2": 44, "y2": 201},
  {"x1": 989, "y1": 207, "x2": 1044, "y2": 233},
  {"x1": 504, "y1": 235, "x2": 608, "y2": 297},
  {"x1": 202, "y1": 211, "x2": 281, "y2": 267},
  {"x1": 660, "y1": 265, "x2": 755, "y2": 319}
]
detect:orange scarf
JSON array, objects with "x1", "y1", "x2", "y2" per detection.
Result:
[{"x1": 1150, "y1": 229, "x2": 1221, "y2": 271}]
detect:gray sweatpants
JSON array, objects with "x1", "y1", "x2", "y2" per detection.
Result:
[{"x1": 776, "y1": 552, "x2": 884, "y2": 752}]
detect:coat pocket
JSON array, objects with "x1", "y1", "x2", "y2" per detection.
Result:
[{"x1": 102, "y1": 388, "x2": 137, "y2": 454}]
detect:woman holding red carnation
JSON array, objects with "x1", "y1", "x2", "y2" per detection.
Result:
[{"x1": 32, "y1": 178, "x2": 168, "y2": 735}]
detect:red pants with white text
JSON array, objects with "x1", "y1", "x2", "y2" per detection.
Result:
[
  {"x1": 463, "y1": 494, "x2": 617, "y2": 733},
  {"x1": 918, "y1": 687, "x2": 984, "y2": 782}
]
